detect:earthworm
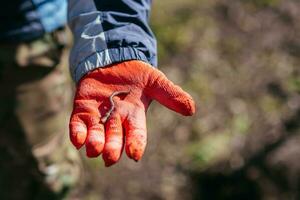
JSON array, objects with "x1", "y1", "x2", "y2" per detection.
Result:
[{"x1": 100, "y1": 90, "x2": 130, "y2": 123}]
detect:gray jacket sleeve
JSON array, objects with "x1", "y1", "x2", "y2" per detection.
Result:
[{"x1": 68, "y1": 0, "x2": 157, "y2": 82}]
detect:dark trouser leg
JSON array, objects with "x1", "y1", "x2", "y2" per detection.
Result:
[{"x1": 0, "y1": 29, "x2": 81, "y2": 200}]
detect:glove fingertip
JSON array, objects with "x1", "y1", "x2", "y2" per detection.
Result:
[
  {"x1": 103, "y1": 148, "x2": 121, "y2": 167},
  {"x1": 69, "y1": 119, "x2": 88, "y2": 149},
  {"x1": 86, "y1": 140, "x2": 104, "y2": 157},
  {"x1": 75, "y1": 143, "x2": 83, "y2": 150},
  {"x1": 85, "y1": 139, "x2": 104, "y2": 158},
  {"x1": 86, "y1": 149, "x2": 101, "y2": 158},
  {"x1": 103, "y1": 156, "x2": 117, "y2": 167},
  {"x1": 125, "y1": 144, "x2": 144, "y2": 162},
  {"x1": 182, "y1": 97, "x2": 196, "y2": 116},
  {"x1": 167, "y1": 93, "x2": 196, "y2": 116},
  {"x1": 70, "y1": 131, "x2": 86, "y2": 149}
]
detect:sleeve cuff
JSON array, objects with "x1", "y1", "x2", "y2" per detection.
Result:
[{"x1": 73, "y1": 47, "x2": 154, "y2": 83}]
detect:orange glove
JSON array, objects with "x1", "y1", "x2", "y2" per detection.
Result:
[{"x1": 69, "y1": 60, "x2": 195, "y2": 166}]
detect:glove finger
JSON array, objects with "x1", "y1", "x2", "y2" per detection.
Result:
[
  {"x1": 85, "y1": 123, "x2": 105, "y2": 157},
  {"x1": 69, "y1": 115, "x2": 87, "y2": 149},
  {"x1": 146, "y1": 69, "x2": 196, "y2": 116},
  {"x1": 102, "y1": 113, "x2": 124, "y2": 167},
  {"x1": 124, "y1": 109, "x2": 147, "y2": 161},
  {"x1": 69, "y1": 99, "x2": 100, "y2": 149}
]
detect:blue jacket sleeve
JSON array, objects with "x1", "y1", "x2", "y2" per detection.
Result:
[{"x1": 68, "y1": 0, "x2": 157, "y2": 82}]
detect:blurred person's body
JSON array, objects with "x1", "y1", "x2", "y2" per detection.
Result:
[{"x1": 0, "y1": 1, "x2": 81, "y2": 199}]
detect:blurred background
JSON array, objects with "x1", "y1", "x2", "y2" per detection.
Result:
[
  {"x1": 1, "y1": 0, "x2": 299, "y2": 199},
  {"x1": 70, "y1": 0, "x2": 300, "y2": 199},
  {"x1": 0, "y1": 0, "x2": 300, "y2": 200}
]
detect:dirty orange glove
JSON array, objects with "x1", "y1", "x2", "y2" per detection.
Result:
[{"x1": 69, "y1": 60, "x2": 196, "y2": 166}]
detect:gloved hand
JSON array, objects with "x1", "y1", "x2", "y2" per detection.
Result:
[{"x1": 69, "y1": 60, "x2": 195, "y2": 166}]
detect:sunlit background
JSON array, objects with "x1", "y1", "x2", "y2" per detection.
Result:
[{"x1": 68, "y1": 0, "x2": 300, "y2": 199}]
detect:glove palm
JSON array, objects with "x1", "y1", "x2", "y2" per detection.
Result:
[{"x1": 69, "y1": 60, "x2": 195, "y2": 166}]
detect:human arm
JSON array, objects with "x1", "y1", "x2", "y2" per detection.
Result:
[
  {"x1": 68, "y1": 0, "x2": 196, "y2": 166},
  {"x1": 68, "y1": 0, "x2": 157, "y2": 82}
]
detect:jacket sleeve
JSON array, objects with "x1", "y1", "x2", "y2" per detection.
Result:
[{"x1": 68, "y1": 0, "x2": 157, "y2": 82}]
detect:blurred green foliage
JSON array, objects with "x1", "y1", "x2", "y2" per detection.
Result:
[
  {"x1": 244, "y1": 0, "x2": 281, "y2": 8},
  {"x1": 150, "y1": 0, "x2": 300, "y2": 199},
  {"x1": 187, "y1": 131, "x2": 231, "y2": 170}
]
